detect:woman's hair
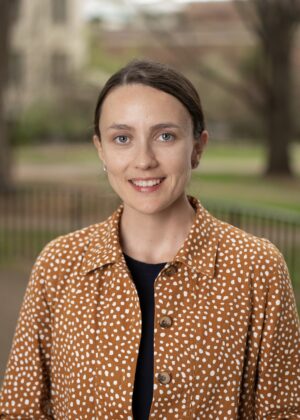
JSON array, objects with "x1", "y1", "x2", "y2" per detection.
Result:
[{"x1": 94, "y1": 58, "x2": 205, "y2": 139}]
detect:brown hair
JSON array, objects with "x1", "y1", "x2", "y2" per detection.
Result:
[{"x1": 94, "y1": 58, "x2": 205, "y2": 139}]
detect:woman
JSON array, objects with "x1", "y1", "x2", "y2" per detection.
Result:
[{"x1": 0, "y1": 59, "x2": 299, "y2": 419}]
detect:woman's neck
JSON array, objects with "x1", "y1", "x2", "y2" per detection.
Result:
[{"x1": 119, "y1": 194, "x2": 196, "y2": 264}]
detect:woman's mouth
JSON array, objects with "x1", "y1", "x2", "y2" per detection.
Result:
[{"x1": 129, "y1": 177, "x2": 165, "y2": 192}]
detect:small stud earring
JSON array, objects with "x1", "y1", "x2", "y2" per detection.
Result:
[{"x1": 103, "y1": 164, "x2": 107, "y2": 172}]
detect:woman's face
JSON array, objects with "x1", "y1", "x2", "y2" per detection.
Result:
[{"x1": 94, "y1": 83, "x2": 208, "y2": 216}]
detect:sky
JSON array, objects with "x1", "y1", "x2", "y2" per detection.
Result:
[
  {"x1": 123, "y1": 0, "x2": 228, "y2": 3},
  {"x1": 83, "y1": 0, "x2": 230, "y2": 20}
]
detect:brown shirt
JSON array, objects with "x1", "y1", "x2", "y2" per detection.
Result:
[{"x1": 1, "y1": 195, "x2": 300, "y2": 419}]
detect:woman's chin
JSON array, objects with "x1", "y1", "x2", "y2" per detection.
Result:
[{"x1": 122, "y1": 193, "x2": 186, "y2": 218}]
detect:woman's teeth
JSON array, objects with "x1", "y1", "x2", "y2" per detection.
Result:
[{"x1": 131, "y1": 178, "x2": 163, "y2": 187}]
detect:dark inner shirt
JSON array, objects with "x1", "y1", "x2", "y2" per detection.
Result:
[{"x1": 124, "y1": 253, "x2": 166, "y2": 420}]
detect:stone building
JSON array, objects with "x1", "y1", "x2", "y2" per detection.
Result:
[{"x1": 6, "y1": 0, "x2": 86, "y2": 115}]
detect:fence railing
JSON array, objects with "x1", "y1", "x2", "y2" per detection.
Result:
[{"x1": 0, "y1": 185, "x2": 299, "y2": 284}]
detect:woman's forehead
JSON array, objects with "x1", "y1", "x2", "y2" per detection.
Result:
[{"x1": 99, "y1": 84, "x2": 192, "y2": 127}]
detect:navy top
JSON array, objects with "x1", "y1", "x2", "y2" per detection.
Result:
[{"x1": 124, "y1": 253, "x2": 166, "y2": 420}]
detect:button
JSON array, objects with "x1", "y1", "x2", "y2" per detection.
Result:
[
  {"x1": 159, "y1": 316, "x2": 173, "y2": 328},
  {"x1": 157, "y1": 371, "x2": 172, "y2": 384},
  {"x1": 164, "y1": 265, "x2": 178, "y2": 276}
]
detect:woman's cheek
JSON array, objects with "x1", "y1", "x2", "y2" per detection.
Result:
[{"x1": 107, "y1": 156, "x2": 128, "y2": 173}]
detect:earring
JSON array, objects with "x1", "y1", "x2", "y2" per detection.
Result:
[{"x1": 103, "y1": 164, "x2": 107, "y2": 172}]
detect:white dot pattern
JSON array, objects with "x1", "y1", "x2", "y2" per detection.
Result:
[{"x1": 0, "y1": 195, "x2": 300, "y2": 419}]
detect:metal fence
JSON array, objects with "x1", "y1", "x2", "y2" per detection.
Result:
[{"x1": 0, "y1": 185, "x2": 299, "y2": 283}]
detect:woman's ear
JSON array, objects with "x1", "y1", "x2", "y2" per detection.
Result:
[
  {"x1": 191, "y1": 130, "x2": 208, "y2": 169},
  {"x1": 93, "y1": 134, "x2": 105, "y2": 163}
]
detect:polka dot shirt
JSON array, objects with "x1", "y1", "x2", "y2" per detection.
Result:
[{"x1": 0, "y1": 195, "x2": 300, "y2": 419}]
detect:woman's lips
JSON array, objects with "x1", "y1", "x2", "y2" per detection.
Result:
[{"x1": 129, "y1": 177, "x2": 165, "y2": 192}]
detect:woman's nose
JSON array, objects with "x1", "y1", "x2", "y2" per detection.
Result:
[{"x1": 134, "y1": 143, "x2": 158, "y2": 170}]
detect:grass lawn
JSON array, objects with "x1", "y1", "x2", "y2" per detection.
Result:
[{"x1": 15, "y1": 141, "x2": 300, "y2": 214}]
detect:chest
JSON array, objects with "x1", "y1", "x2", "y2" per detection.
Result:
[{"x1": 49, "y1": 262, "x2": 255, "y2": 418}]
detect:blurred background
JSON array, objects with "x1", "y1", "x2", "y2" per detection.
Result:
[{"x1": 0, "y1": 0, "x2": 299, "y2": 386}]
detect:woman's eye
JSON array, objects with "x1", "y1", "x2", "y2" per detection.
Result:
[
  {"x1": 159, "y1": 132, "x2": 175, "y2": 142},
  {"x1": 114, "y1": 135, "x2": 129, "y2": 144}
]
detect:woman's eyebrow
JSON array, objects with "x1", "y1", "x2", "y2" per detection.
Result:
[
  {"x1": 107, "y1": 122, "x2": 181, "y2": 131},
  {"x1": 152, "y1": 123, "x2": 181, "y2": 130},
  {"x1": 107, "y1": 123, "x2": 132, "y2": 130}
]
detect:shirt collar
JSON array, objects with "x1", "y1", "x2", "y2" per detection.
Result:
[
  {"x1": 80, "y1": 195, "x2": 219, "y2": 277},
  {"x1": 173, "y1": 195, "x2": 219, "y2": 277}
]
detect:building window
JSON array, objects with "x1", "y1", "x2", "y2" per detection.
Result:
[
  {"x1": 52, "y1": 0, "x2": 67, "y2": 23},
  {"x1": 9, "y1": 51, "x2": 24, "y2": 87},
  {"x1": 51, "y1": 52, "x2": 69, "y2": 84}
]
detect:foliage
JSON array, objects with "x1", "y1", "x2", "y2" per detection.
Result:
[
  {"x1": 10, "y1": 98, "x2": 92, "y2": 146},
  {"x1": 87, "y1": 29, "x2": 140, "y2": 76}
]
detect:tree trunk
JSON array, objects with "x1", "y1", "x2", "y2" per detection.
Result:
[
  {"x1": 264, "y1": 31, "x2": 293, "y2": 175},
  {"x1": 0, "y1": 0, "x2": 16, "y2": 191},
  {"x1": 0, "y1": 115, "x2": 12, "y2": 191}
]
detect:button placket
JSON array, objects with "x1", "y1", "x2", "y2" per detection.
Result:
[{"x1": 153, "y1": 264, "x2": 178, "y2": 396}]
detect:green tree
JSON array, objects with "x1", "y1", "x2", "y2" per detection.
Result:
[{"x1": 235, "y1": 0, "x2": 300, "y2": 175}]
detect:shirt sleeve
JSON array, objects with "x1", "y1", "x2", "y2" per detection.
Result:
[
  {"x1": 254, "y1": 243, "x2": 300, "y2": 419},
  {"x1": 0, "y1": 250, "x2": 53, "y2": 419}
]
